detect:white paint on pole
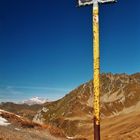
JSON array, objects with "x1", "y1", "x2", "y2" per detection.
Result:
[{"x1": 78, "y1": 0, "x2": 116, "y2": 6}]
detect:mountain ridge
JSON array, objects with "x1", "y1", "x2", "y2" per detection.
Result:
[{"x1": 33, "y1": 73, "x2": 140, "y2": 139}]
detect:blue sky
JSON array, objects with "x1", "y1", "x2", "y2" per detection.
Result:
[{"x1": 0, "y1": 0, "x2": 140, "y2": 102}]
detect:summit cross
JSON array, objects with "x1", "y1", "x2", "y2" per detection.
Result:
[{"x1": 78, "y1": 0, "x2": 117, "y2": 139}]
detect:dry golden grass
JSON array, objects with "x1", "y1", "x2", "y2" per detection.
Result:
[{"x1": 0, "y1": 110, "x2": 66, "y2": 139}]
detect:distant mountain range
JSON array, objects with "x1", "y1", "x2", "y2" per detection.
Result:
[
  {"x1": 1, "y1": 73, "x2": 140, "y2": 140},
  {"x1": 0, "y1": 102, "x2": 42, "y2": 120},
  {"x1": 22, "y1": 97, "x2": 49, "y2": 105},
  {"x1": 0, "y1": 97, "x2": 49, "y2": 120}
]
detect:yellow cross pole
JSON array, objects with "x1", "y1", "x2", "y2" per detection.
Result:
[
  {"x1": 93, "y1": 2, "x2": 100, "y2": 140},
  {"x1": 78, "y1": 0, "x2": 117, "y2": 139}
]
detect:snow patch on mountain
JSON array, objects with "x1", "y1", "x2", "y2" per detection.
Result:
[
  {"x1": 0, "y1": 116, "x2": 10, "y2": 126},
  {"x1": 23, "y1": 97, "x2": 48, "y2": 105}
]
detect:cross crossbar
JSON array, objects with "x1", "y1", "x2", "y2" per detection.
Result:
[{"x1": 78, "y1": 0, "x2": 116, "y2": 6}]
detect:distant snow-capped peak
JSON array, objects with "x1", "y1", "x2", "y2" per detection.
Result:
[{"x1": 23, "y1": 97, "x2": 48, "y2": 105}]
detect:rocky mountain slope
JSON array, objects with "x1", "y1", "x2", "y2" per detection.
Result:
[
  {"x1": 33, "y1": 73, "x2": 140, "y2": 139},
  {"x1": 0, "y1": 109, "x2": 66, "y2": 140}
]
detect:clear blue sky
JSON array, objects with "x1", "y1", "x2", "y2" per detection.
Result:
[{"x1": 0, "y1": 0, "x2": 140, "y2": 102}]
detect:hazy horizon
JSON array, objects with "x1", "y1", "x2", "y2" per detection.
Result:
[{"x1": 0, "y1": 72, "x2": 140, "y2": 103}]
